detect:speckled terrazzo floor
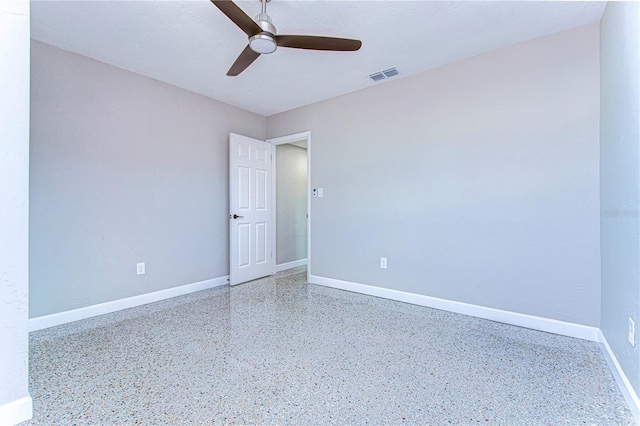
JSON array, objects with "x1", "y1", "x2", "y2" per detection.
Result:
[{"x1": 25, "y1": 268, "x2": 634, "y2": 425}]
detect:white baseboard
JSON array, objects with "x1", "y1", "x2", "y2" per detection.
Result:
[
  {"x1": 276, "y1": 258, "x2": 307, "y2": 272},
  {"x1": 309, "y1": 275, "x2": 599, "y2": 342},
  {"x1": 599, "y1": 330, "x2": 640, "y2": 423},
  {"x1": 29, "y1": 276, "x2": 229, "y2": 332},
  {"x1": 0, "y1": 395, "x2": 32, "y2": 426}
]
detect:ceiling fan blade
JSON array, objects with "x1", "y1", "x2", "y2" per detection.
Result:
[
  {"x1": 227, "y1": 45, "x2": 261, "y2": 76},
  {"x1": 276, "y1": 35, "x2": 362, "y2": 51},
  {"x1": 210, "y1": 0, "x2": 261, "y2": 37}
]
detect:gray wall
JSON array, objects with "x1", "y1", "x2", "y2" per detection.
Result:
[
  {"x1": 276, "y1": 144, "x2": 307, "y2": 265},
  {"x1": 30, "y1": 41, "x2": 266, "y2": 318},
  {"x1": 0, "y1": 0, "x2": 32, "y2": 421},
  {"x1": 268, "y1": 24, "x2": 601, "y2": 326},
  {"x1": 600, "y1": 2, "x2": 640, "y2": 395}
]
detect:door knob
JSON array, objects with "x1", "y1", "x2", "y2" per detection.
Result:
[{"x1": 230, "y1": 214, "x2": 244, "y2": 219}]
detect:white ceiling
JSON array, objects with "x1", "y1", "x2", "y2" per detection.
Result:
[{"x1": 31, "y1": 1, "x2": 606, "y2": 116}]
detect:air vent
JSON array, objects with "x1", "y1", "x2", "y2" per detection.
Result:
[
  {"x1": 368, "y1": 67, "x2": 400, "y2": 82},
  {"x1": 382, "y1": 68, "x2": 399, "y2": 78}
]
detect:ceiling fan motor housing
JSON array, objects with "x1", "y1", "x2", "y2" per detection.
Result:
[
  {"x1": 249, "y1": 13, "x2": 277, "y2": 54},
  {"x1": 255, "y1": 13, "x2": 275, "y2": 33}
]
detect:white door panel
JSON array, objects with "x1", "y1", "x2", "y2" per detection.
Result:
[{"x1": 229, "y1": 133, "x2": 273, "y2": 285}]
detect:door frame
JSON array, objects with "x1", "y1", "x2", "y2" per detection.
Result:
[{"x1": 266, "y1": 131, "x2": 311, "y2": 281}]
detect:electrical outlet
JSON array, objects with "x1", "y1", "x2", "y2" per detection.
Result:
[
  {"x1": 380, "y1": 257, "x2": 387, "y2": 269},
  {"x1": 629, "y1": 318, "x2": 635, "y2": 347},
  {"x1": 137, "y1": 262, "x2": 145, "y2": 275}
]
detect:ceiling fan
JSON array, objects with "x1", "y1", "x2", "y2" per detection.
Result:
[{"x1": 211, "y1": 0, "x2": 362, "y2": 76}]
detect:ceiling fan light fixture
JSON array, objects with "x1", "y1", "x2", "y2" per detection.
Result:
[{"x1": 249, "y1": 33, "x2": 277, "y2": 54}]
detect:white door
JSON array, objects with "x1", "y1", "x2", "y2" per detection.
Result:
[{"x1": 229, "y1": 133, "x2": 273, "y2": 285}]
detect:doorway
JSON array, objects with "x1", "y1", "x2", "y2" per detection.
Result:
[{"x1": 267, "y1": 132, "x2": 311, "y2": 280}]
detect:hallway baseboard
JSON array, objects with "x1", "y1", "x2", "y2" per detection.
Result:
[{"x1": 275, "y1": 258, "x2": 307, "y2": 272}]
